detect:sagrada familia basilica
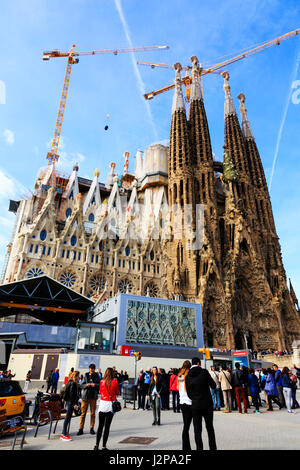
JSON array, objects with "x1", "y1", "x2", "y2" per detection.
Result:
[{"x1": 2, "y1": 56, "x2": 300, "y2": 351}]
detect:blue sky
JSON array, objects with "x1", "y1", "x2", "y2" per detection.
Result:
[{"x1": 0, "y1": 0, "x2": 300, "y2": 297}]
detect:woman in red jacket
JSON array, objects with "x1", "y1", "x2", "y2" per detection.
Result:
[{"x1": 94, "y1": 367, "x2": 119, "y2": 451}]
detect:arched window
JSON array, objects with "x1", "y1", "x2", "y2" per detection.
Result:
[
  {"x1": 40, "y1": 229, "x2": 47, "y2": 241},
  {"x1": 88, "y1": 213, "x2": 95, "y2": 222},
  {"x1": 70, "y1": 235, "x2": 77, "y2": 246},
  {"x1": 66, "y1": 208, "x2": 72, "y2": 219},
  {"x1": 125, "y1": 246, "x2": 130, "y2": 256}
]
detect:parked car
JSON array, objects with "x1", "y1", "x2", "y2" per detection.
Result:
[{"x1": 0, "y1": 379, "x2": 25, "y2": 434}]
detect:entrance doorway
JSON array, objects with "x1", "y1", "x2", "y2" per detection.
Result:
[
  {"x1": 43, "y1": 355, "x2": 59, "y2": 380},
  {"x1": 31, "y1": 354, "x2": 44, "y2": 379}
]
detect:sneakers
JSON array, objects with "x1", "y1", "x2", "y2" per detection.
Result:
[
  {"x1": 60, "y1": 434, "x2": 72, "y2": 441},
  {"x1": 288, "y1": 410, "x2": 295, "y2": 413}
]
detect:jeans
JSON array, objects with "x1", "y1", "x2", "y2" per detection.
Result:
[
  {"x1": 267, "y1": 394, "x2": 281, "y2": 410},
  {"x1": 192, "y1": 409, "x2": 217, "y2": 450},
  {"x1": 160, "y1": 393, "x2": 169, "y2": 410},
  {"x1": 62, "y1": 402, "x2": 74, "y2": 436},
  {"x1": 151, "y1": 395, "x2": 161, "y2": 423},
  {"x1": 283, "y1": 387, "x2": 292, "y2": 412},
  {"x1": 96, "y1": 411, "x2": 113, "y2": 448},
  {"x1": 172, "y1": 391, "x2": 180, "y2": 412},
  {"x1": 51, "y1": 383, "x2": 58, "y2": 394},
  {"x1": 222, "y1": 390, "x2": 232, "y2": 411},
  {"x1": 210, "y1": 388, "x2": 221, "y2": 410},
  {"x1": 251, "y1": 395, "x2": 260, "y2": 411},
  {"x1": 138, "y1": 389, "x2": 146, "y2": 409},
  {"x1": 276, "y1": 385, "x2": 286, "y2": 407},
  {"x1": 181, "y1": 404, "x2": 192, "y2": 451}
]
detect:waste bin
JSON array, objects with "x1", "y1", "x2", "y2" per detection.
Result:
[{"x1": 122, "y1": 384, "x2": 137, "y2": 408}]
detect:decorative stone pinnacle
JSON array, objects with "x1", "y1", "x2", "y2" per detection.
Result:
[
  {"x1": 172, "y1": 62, "x2": 186, "y2": 114},
  {"x1": 222, "y1": 71, "x2": 236, "y2": 117},
  {"x1": 190, "y1": 55, "x2": 203, "y2": 101},
  {"x1": 94, "y1": 168, "x2": 100, "y2": 178},
  {"x1": 73, "y1": 162, "x2": 79, "y2": 172},
  {"x1": 237, "y1": 93, "x2": 254, "y2": 139}
]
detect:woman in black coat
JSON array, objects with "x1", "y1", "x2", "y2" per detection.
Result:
[
  {"x1": 159, "y1": 368, "x2": 170, "y2": 410},
  {"x1": 60, "y1": 371, "x2": 80, "y2": 441}
]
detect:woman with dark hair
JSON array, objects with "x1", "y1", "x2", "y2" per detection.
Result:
[
  {"x1": 94, "y1": 367, "x2": 119, "y2": 450},
  {"x1": 178, "y1": 360, "x2": 192, "y2": 451},
  {"x1": 282, "y1": 367, "x2": 294, "y2": 413},
  {"x1": 147, "y1": 367, "x2": 162, "y2": 425},
  {"x1": 60, "y1": 370, "x2": 80, "y2": 442},
  {"x1": 264, "y1": 368, "x2": 282, "y2": 411},
  {"x1": 170, "y1": 368, "x2": 180, "y2": 413}
]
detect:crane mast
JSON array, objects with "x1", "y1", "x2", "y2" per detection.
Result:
[{"x1": 44, "y1": 44, "x2": 169, "y2": 187}]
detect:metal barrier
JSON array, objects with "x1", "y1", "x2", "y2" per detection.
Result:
[{"x1": 122, "y1": 384, "x2": 137, "y2": 409}]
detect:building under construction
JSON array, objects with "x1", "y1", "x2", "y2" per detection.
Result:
[{"x1": 1, "y1": 50, "x2": 300, "y2": 352}]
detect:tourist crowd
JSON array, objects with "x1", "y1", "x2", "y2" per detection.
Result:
[
  {"x1": 56, "y1": 360, "x2": 300, "y2": 450},
  {"x1": 3, "y1": 359, "x2": 300, "y2": 450}
]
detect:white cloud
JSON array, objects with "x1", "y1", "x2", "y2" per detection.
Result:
[
  {"x1": 114, "y1": 0, "x2": 158, "y2": 140},
  {"x1": 3, "y1": 129, "x2": 15, "y2": 145}
]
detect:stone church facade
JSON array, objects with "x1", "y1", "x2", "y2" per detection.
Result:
[{"x1": 2, "y1": 56, "x2": 300, "y2": 351}]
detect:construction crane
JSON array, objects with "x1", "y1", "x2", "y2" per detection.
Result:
[
  {"x1": 43, "y1": 44, "x2": 169, "y2": 186},
  {"x1": 139, "y1": 28, "x2": 300, "y2": 102}
]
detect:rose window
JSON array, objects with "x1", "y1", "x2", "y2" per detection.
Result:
[
  {"x1": 59, "y1": 271, "x2": 76, "y2": 288},
  {"x1": 118, "y1": 279, "x2": 133, "y2": 294},
  {"x1": 144, "y1": 281, "x2": 159, "y2": 298},
  {"x1": 26, "y1": 267, "x2": 44, "y2": 278},
  {"x1": 89, "y1": 275, "x2": 104, "y2": 292}
]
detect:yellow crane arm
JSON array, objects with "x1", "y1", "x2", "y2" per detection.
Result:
[{"x1": 142, "y1": 28, "x2": 300, "y2": 100}]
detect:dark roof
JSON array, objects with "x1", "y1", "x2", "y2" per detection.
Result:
[{"x1": 0, "y1": 275, "x2": 94, "y2": 326}]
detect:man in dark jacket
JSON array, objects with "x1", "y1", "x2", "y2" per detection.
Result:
[
  {"x1": 231, "y1": 362, "x2": 247, "y2": 413},
  {"x1": 77, "y1": 363, "x2": 100, "y2": 436},
  {"x1": 185, "y1": 357, "x2": 217, "y2": 450}
]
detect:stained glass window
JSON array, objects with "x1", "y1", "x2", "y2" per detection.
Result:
[
  {"x1": 26, "y1": 267, "x2": 44, "y2": 278},
  {"x1": 59, "y1": 272, "x2": 76, "y2": 288}
]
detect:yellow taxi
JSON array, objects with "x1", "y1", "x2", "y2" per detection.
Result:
[{"x1": 0, "y1": 380, "x2": 25, "y2": 434}]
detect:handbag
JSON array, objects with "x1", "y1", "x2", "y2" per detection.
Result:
[{"x1": 106, "y1": 381, "x2": 122, "y2": 413}]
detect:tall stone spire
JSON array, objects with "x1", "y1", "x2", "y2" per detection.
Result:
[
  {"x1": 222, "y1": 71, "x2": 236, "y2": 117},
  {"x1": 237, "y1": 93, "x2": 254, "y2": 140},
  {"x1": 237, "y1": 92, "x2": 276, "y2": 233},
  {"x1": 223, "y1": 72, "x2": 249, "y2": 178},
  {"x1": 169, "y1": 63, "x2": 191, "y2": 177},
  {"x1": 172, "y1": 63, "x2": 186, "y2": 114},
  {"x1": 189, "y1": 56, "x2": 214, "y2": 170},
  {"x1": 190, "y1": 56, "x2": 203, "y2": 102}
]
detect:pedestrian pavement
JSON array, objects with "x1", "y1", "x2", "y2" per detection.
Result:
[{"x1": 2, "y1": 392, "x2": 300, "y2": 451}]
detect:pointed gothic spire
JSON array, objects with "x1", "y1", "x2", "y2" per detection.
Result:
[
  {"x1": 190, "y1": 56, "x2": 203, "y2": 102},
  {"x1": 172, "y1": 63, "x2": 186, "y2": 114},
  {"x1": 83, "y1": 168, "x2": 101, "y2": 215},
  {"x1": 63, "y1": 162, "x2": 79, "y2": 199},
  {"x1": 222, "y1": 71, "x2": 236, "y2": 117},
  {"x1": 237, "y1": 93, "x2": 254, "y2": 139}
]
